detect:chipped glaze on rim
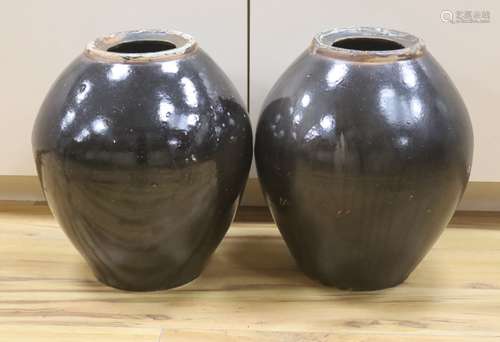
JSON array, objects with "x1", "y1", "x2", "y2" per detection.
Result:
[
  {"x1": 85, "y1": 29, "x2": 197, "y2": 64},
  {"x1": 311, "y1": 27, "x2": 426, "y2": 63}
]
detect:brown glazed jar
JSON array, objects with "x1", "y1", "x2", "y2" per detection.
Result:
[
  {"x1": 255, "y1": 27, "x2": 473, "y2": 290},
  {"x1": 32, "y1": 30, "x2": 252, "y2": 291}
]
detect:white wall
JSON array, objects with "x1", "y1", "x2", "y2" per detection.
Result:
[
  {"x1": 250, "y1": 0, "x2": 500, "y2": 181},
  {"x1": 1, "y1": 0, "x2": 499, "y2": 182},
  {"x1": 0, "y1": 0, "x2": 247, "y2": 175}
]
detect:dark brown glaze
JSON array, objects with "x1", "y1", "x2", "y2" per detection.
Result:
[
  {"x1": 255, "y1": 27, "x2": 473, "y2": 290},
  {"x1": 32, "y1": 30, "x2": 252, "y2": 291}
]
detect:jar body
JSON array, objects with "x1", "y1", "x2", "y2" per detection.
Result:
[
  {"x1": 32, "y1": 36, "x2": 252, "y2": 291},
  {"x1": 255, "y1": 31, "x2": 473, "y2": 290}
]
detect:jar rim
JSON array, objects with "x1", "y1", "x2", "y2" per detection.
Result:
[
  {"x1": 311, "y1": 27, "x2": 425, "y2": 62},
  {"x1": 85, "y1": 29, "x2": 197, "y2": 63}
]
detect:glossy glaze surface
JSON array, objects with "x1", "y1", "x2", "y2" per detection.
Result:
[
  {"x1": 32, "y1": 30, "x2": 252, "y2": 291},
  {"x1": 255, "y1": 27, "x2": 473, "y2": 290}
]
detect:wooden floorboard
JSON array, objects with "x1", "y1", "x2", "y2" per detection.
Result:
[{"x1": 1, "y1": 202, "x2": 500, "y2": 341}]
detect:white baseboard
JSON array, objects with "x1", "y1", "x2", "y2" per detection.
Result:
[{"x1": 1, "y1": 176, "x2": 498, "y2": 211}]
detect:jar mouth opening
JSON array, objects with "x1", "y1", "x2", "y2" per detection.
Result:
[
  {"x1": 312, "y1": 27, "x2": 425, "y2": 62},
  {"x1": 85, "y1": 29, "x2": 197, "y2": 63}
]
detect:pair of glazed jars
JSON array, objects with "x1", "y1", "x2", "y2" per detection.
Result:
[{"x1": 32, "y1": 28, "x2": 473, "y2": 291}]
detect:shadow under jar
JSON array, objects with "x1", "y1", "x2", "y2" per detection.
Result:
[
  {"x1": 32, "y1": 30, "x2": 252, "y2": 291},
  {"x1": 255, "y1": 27, "x2": 473, "y2": 290}
]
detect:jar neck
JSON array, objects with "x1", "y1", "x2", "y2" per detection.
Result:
[
  {"x1": 311, "y1": 27, "x2": 425, "y2": 63},
  {"x1": 85, "y1": 29, "x2": 197, "y2": 64}
]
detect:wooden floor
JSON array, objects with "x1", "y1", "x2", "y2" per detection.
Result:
[{"x1": 1, "y1": 203, "x2": 500, "y2": 341}]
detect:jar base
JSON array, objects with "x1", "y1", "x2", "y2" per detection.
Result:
[
  {"x1": 301, "y1": 267, "x2": 410, "y2": 291},
  {"x1": 94, "y1": 269, "x2": 202, "y2": 292}
]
